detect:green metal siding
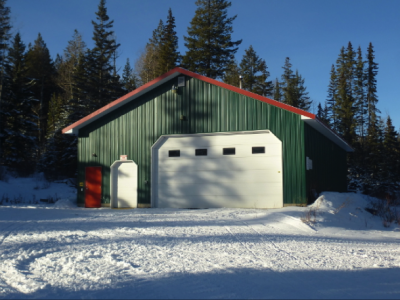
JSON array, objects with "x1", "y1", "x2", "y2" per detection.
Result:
[
  {"x1": 77, "y1": 76, "x2": 307, "y2": 206},
  {"x1": 304, "y1": 122, "x2": 348, "y2": 203}
]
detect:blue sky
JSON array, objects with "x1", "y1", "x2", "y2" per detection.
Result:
[{"x1": 9, "y1": 0, "x2": 400, "y2": 129}]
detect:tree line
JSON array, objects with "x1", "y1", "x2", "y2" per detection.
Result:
[
  {"x1": 318, "y1": 42, "x2": 399, "y2": 196},
  {"x1": 0, "y1": 0, "x2": 398, "y2": 197}
]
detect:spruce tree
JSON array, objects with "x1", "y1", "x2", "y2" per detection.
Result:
[
  {"x1": 239, "y1": 45, "x2": 272, "y2": 96},
  {"x1": 222, "y1": 59, "x2": 240, "y2": 87},
  {"x1": 365, "y1": 42, "x2": 379, "y2": 128},
  {"x1": 3, "y1": 33, "x2": 37, "y2": 175},
  {"x1": 281, "y1": 57, "x2": 295, "y2": 105},
  {"x1": 326, "y1": 64, "x2": 338, "y2": 131},
  {"x1": 121, "y1": 58, "x2": 137, "y2": 92},
  {"x1": 273, "y1": 79, "x2": 282, "y2": 102},
  {"x1": 182, "y1": 0, "x2": 242, "y2": 78},
  {"x1": 280, "y1": 57, "x2": 311, "y2": 110},
  {"x1": 38, "y1": 31, "x2": 88, "y2": 179},
  {"x1": 354, "y1": 46, "x2": 366, "y2": 142},
  {"x1": 316, "y1": 102, "x2": 329, "y2": 125},
  {"x1": 334, "y1": 44, "x2": 357, "y2": 145},
  {"x1": 292, "y1": 70, "x2": 311, "y2": 111},
  {"x1": 363, "y1": 111, "x2": 382, "y2": 195},
  {"x1": 90, "y1": 0, "x2": 123, "y2": 109},
  {"x1": 381, "y1": 116, "x2": 400, "y2": 194},
  {"x1": 0, "y1": 0, "x2": 12, "y2": 166},
  {"x1": 317, "y1": 103, "x2": 323, "y2": 119},
  {"x1": 158, "y1": 8, "x2": 180, "y2": 75},
  {"x1": 51, "y1": 52, "x2": 88, "y2": 178},
  {"x1": 25, "y1": 33, "x2": 57, "y2": 153},
  {"x1": 336, "y1": 69, "x2": 356, "y2": 144}
]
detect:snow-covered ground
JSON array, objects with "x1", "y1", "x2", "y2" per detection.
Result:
[
  {"x1": 0, "y1": 173, "x2": 76, "y2": 206},
  {"x1": 0, "y1": 176, "x2": 400, "y2": 299}
]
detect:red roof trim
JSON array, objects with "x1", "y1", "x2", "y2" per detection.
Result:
[
  {"x1": 62, "y1": 67, "x2": 316, "y2": 134},
  {"x1": 61, "y1": 68, "x2": 180, "y2": 134},
  {"x1": 175, "y1": 68, "x2": 316, "y2": 119}
]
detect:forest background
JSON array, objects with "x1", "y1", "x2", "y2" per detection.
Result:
[{"x1": 0, "y1": 0, "x2": 399, "y2": 198}]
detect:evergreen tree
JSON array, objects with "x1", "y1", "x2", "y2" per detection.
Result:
[
  {"x1": 281, "y1": 57, "x2": 295, "y2": 105},
  {"x1": 47, "y1": 52, "x2": 88, "y2": 179},
  {"x1": 335, "y1": 68, "x2": 356, "y2": 144},
  {"x1": 317, "y1": 103, "x2": 323, "y2": 119},
  {"x1": 38, "y1": 30, "x2": 88, "y2": 180},
  {"x1": 222, "y1": 58, "x2": 240, "y2": 87},
  {"x1": 354, "y1": 46, "x2": 366, "y2": 142},
  {"x1": 292, "y1": 70, "x2": 311, "y2": 111},
  {"x1": 158, "y1": 8, "x2": 180, "y2": 75},
  {"x1": 280, "y1": 57, "x2": 311, "y2": 110},
  {"x1": 316, "y1": 102, "x2": 330, "y2": 125},
  {"x1": 89, "y1": 0, "x2": 123, "y2": 109},
  {"x1": 273, "y1": 79, "x2": 282, "y2": 102},
  {"x1": 239, "y1": 45, "x2": 272, "y2": 96},
  {"x1": 381, "y1": 116, "x2": 400, "y2": 194},
  {"x1": 0, "y1": 0, "x2": 12, "y2": 166},
  {"x1": 362, "y1": 111, "x2": 382, "y2": 195},
  {"x1": 149, "y1": 19, "x2": 164, "y2": 52},
  {"x1": 25, "y1": 33, "x2": 57, "y2": 153},
  {"x1": 326, "y1": 64, "x2": 338, "y2": 131},
  {"x1": 3, "y1": 33, "x2": 37, "y2": 175},
  {"x1": 365, "y1": 42, "x2": 379, "y2": 128},
  {"x1": 182, "y1": 0, "x2": 242, "y2": 78},
  {"x1": 333, "y1": 43, "x2": 357, "y2": 145},
  {"x1": 47, "y1": 93, "x2": 63, "y2": 136},
  {"x1": 121, "y1": 58, "x2": 137, "y2": 92}
]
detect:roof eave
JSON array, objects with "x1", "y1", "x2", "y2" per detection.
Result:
[
  {"x1": 301, "y1": 116, "x2": 354, "y2": 152},
  {"x1": 61, "y1": 67, "x2": 352, "y2": 153},
  {"x1": 62, "y1": 69, "x2": 182, "y2": 135}
]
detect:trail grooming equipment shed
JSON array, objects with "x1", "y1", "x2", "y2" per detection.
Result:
[{"x1": 62, "y1": 67, "x2": 352, "y2": 208}]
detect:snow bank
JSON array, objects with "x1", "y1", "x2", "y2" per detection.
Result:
[
  {"x1": 54, "y1": 199, "x2": 77, "y2": 208},
  {"x1": 303, "y1": 192, "x2": 399, "y2": 232},
  {"x1": 0, "y1": 174, "x2": 76, "y2": 206}
]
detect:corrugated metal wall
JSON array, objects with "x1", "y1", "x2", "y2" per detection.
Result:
[
  {"x1": 77, "y1": 76, "x2": 307, "y2": 206},
  {"x1": 304, "y1": 122, "x2": 348, "y2": 203}
]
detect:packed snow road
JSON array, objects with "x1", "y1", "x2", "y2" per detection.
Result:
[{"x1": 0, "y1": 194, "x2": 400, "y2": 299}]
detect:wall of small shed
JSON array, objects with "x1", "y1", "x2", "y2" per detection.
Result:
[
  {"x1": 304, "y1": 123, "x2": 348, "y2": 203},
  {"x1": 77, "y1": 76, "x2": 307, "y2": 206}
]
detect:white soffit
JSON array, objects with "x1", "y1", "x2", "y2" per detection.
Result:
[{"x1": 301, "y1": 116, "x2": 353, "y2": 152}]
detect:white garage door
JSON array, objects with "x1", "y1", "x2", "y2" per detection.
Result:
[{"x1": 151, "y1": 130, "x2": 283, "y2": 208}]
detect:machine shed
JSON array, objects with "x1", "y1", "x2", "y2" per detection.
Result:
[{"x1": 62, "y1": 67, "x2": 352, "y2": 208}]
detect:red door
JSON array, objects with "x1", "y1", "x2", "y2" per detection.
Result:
[{"x1": 85, "y1": 167, "x2": 102, "y2": 208}]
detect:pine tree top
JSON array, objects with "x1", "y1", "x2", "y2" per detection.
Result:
[{"x1": 183, "y1": 0, "x2": 242, "y2": 79}]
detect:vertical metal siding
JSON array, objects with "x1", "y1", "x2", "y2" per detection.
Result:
[
  {"x1": 304, "y1": 122, "x2": 347, "y2": 203},
  {"x1": 77, "y1": 76, "x2": 307, "y2": 206}
]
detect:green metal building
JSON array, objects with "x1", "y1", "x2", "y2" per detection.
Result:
[{"x1": 62, "y1": 67, "x2": 352, "y2": 208}]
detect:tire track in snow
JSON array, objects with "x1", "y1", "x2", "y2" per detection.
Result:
[
  {"x1": 0, "y1": 218, "x2": 49, "y2": 294},
  {"x1": 224, "y1": 213, "x2": 314, "y2": 271},
  {"x1": 242, "y1": 220, "x2": 313, "y2": 269},
  {"x1": 219, "y1": 220, "x2": 282, "y2": 270},
  {"x1": 0, "y1": 223, "x2": 24, "y2": 246},
  {"x1": 223, "y1": 225, "x2": 260, "y2": 261}
]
